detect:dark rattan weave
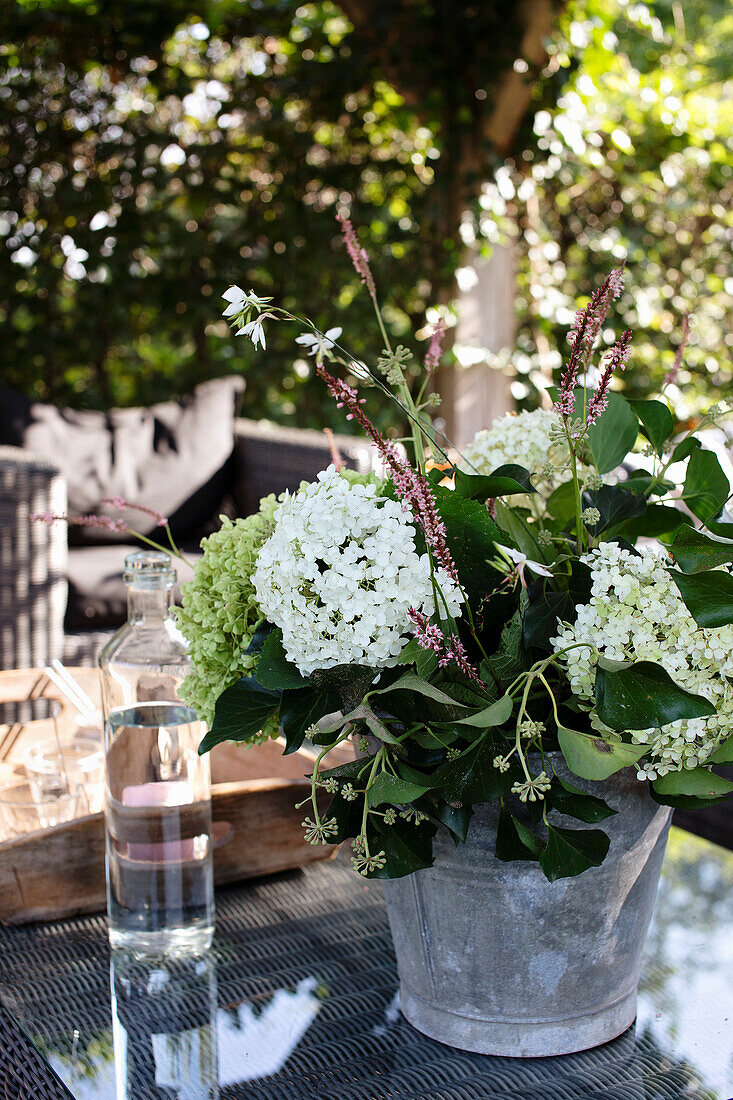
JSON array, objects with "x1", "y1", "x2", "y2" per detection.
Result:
[{"x1": 0, "y1": 830, "x2": 730, "y2": 1100}]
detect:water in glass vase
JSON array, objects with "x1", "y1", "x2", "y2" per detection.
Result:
[{"x1": 105, "y1": 702, "x2": 214, "y2": 955}]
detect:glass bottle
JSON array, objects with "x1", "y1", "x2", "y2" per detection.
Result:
[
  {"x1": 111, "y1": 949, "x2": 219, "y2": 1099},
  {"x1": 99, "y1": 551, "x2": 215, "y2": 955}
]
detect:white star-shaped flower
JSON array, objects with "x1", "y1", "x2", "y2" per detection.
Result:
[
  {"x1": 237, "y1": 317, "x2": 267, "y2": 349},
  {"x1": 295, "y1": 327, "x2": 342, "y2": 357},
  {"x1": 222, "y1": 286, "x2": 272, "y2": 318},
  {"x1": 495, "y1": 544, "x2": 554, "y2": 581}
]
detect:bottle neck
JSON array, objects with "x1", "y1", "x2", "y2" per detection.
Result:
[{"x1": 126, "y1": 585, "x2": 173, "y2": 624}]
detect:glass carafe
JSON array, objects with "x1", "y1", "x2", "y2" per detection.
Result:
[{"x1": 99, "y1": 551, "x2": 214, "y2": 955}]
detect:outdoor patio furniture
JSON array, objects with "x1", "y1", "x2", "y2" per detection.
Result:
[
  {"x1": 0, "y1": 828, "x2": 729, "y2": 1099},
  {"x1": 0, "y1": 409, "x2": 377, "y2": 670}
]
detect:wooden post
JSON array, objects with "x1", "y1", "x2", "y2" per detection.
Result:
[{"x1": 437, "y1": 243, "x2": 516, "y2": 448}]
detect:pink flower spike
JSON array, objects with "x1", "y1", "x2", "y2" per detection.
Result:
[
  {"x1": 30, "y1": 511, "x2": 129, "y2": 532},
  {"x1": 336, "y1": 213, "x2": 376, "y2": 299},
  {"x1": 316, "y1": 362, "x2": 460, "y2": 583},
  {"x1": 407, "y1": 609, "x2": 444, "y2": 653},
  {"x1": 554, "y1": 268, "x2": 626, "y2": 423},
  {"x1": 100, "y1": 497, "x2": 169, "y2": 528},
  {"x1": 323, "y1": 427, "x2": 344, "y2": 472},
  {"x1": 586, "y1": 329, "x2": 632, "y2": 428},
  {"x1": 424, "y1": 319, "x2": 446, "y2": 374},
  {"x1": 663, "y1": 311, "x2": 692, "y2": 389}
]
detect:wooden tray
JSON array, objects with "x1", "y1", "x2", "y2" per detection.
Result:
[{"x1": 0, "y1": 668, "x2": 349, "y2": 925}]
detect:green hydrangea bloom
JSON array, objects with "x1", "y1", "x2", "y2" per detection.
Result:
[{"x1": 175, "y1": 495, "x2": 279, "y2": 729}]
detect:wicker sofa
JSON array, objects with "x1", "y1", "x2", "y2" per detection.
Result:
[{"x1": 0, "y1": 418, "x2": 376, "y2": 671}]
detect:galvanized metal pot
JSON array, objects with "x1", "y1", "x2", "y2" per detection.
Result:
[{"x1": 381, "y1": 765, "x2": 672, "y2": 1057}]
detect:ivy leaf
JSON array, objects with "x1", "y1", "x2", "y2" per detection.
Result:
[
  {"x1": 539, "y1": 824, "x2": 610, "y2": 882},
  {"x1": 671, "y1": 436, "x2": 701, "y2": 463},
  {"x1": 669, "y1": 568, "x2": 733, "y2": 628},
  {"x1": 489, "y1": 603, "x2": 526, "y2": 683},
  {"x1": 367, "y1": 772, "x2": 433, "y2": 807},
  {"x1": 372, "y1": 672, "x2": 466, "y2": 708},
  {"x1": 629, "y1": 399, "x2": 675, "y2": 456},
  {"x1": 254, "y1": 629, "x2": 308, "y2": 690},
  {"x1": 432, "y1": 483, "x2": 505, "y2": 605},
  {"x1": 198, "y1": 677, "x2": 280, "y2": 754},
  {"x1": 595, "y1": 657, "x2": 716, "y2": 732},
  {"x1": 708, "y1": 735, "x2": 733, "y2": 764},
  {"x1": 671, "y1": 524, "x2": 733, "y2": 573},
  {"x1": 618, "y1": 504, "x2": 688, "y2": 540},
  {"x1": 496, "y1": 806, "x2": 545, "y2": 862},
  {"x1": 581, "y1": 484, "x2": 646, "y2": 533},
  {"x1": 651, "y1": 768, "x2": 733, "y2": 808},
  {"x1": 431, "y1": 735, "x2": 515, "y2": 804},
  {"x1": 582, "y1": 391, "x2": 640, "y2": 474},
  {"x1": 279, "y1": 685, "x2": 341, "y2": 754},
  {"x1": 455, "y1": 694, "x2": 513, "y2": 728},
  {"x1": 396, "y1": 638, "x2": 438, "y2": 679},
  {"x1": 523, "y1": 561, "x2": 591, "y2": 651},
  {"x1": 454, "y1": 464, "x2": 536, "y2": 499},
  {"x1": 428, "y1": 801, "x2": 473, "y2": 843},
  {"x1": 682, "y1": 447, "x2": 730, "y2": 521},
  {"x1": 548, "y1": 776, "x2": 618, "y2": 822},
  {"x1": 557, "y1": 723, "x2": 648, "y2": 780},
  {"x1": 545, "y1": 480, "x2": 577, "y2": 526},
  {"x1": 364, "y1": 816, "x2": 436, "y2": 879}
]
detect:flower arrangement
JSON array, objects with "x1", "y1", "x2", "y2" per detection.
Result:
[{"x1": 185, "y1": 218, "x2": 733, "y2": 883}]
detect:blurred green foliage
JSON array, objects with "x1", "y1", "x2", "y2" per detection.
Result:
[
  {"x1": 1, "y1": 0, "x2": 730, "y2": 430},
  {"x1": 0, "y1": 0, "x2": 525, "y2": 432},
  {"x1": 471, "y1": 0, "x2": 732, "y2": 417}
]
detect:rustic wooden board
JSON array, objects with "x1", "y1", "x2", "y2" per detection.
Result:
[{"x1": 0, "y1": 668, "x2": 353, "y2": 925}]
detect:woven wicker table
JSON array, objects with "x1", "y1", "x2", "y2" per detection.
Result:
[{"x1": 0, "y1": 828, "x2": 730, "y2": 1100}]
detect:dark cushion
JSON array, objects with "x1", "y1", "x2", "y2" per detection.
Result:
[
  {"x1": 65, "y1": 544, "x2": 202, "y2": 630},
  {"x1": 0, "y1": 378, "x2": 244, "y2": 544}
]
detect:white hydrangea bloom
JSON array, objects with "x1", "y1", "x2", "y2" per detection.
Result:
[
  {"x1": 252, "y1": 466, "x2": 462, "y2": 675},
  {"x1": 552, "y1": 541, "x2": 733, "y2": 779},
  {"x1": 461, "y1": 409, "x2": 571, "y2": 498}
]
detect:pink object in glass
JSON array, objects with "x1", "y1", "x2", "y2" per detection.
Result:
[{"x1": 122, "y1": 782, "x2": 200, "y2": 862}]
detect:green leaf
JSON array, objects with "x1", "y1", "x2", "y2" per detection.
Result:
[
  {"x1": 540, "y1": 824, "x2": 610, "y2": 881},
  {"x1": 671, "y1": 436, "x2": 701, "y2": 463},
  {"x1": 496, "y1": 806, "x2": 545, "y2": 862},
  {"x1": 669, "y1": 568, "x2": 733, "y2": 628},
  {"x1": 618, "y1": 504, "x2": 688, "y2": 540},
  {"x1": 595, "y1": 657, "x2": 716, "y2": 732},
  {"x1": 429, "y1": 801, "x2": 473, "y2": 843},
  {"x1": 546, "y1": 480, "x2": 578, "y2": 526},
  {"x1": 364, "y1": 816, "x2": 436, "y2": 878},
  {"x1": 432, "y1": 484, "x2": 504, "y2": 605},
  {"x1": 671, "y1": 524, "x2": 733, "y2": 573},
  {"x1": 396, "y1": 638, "x2": 439, "y2": 679},
  {"x1": 198, "y1": 677, "x2": 280, "y2": 754},
  {"x1": 581, "y1": 484, "x2": 646, "y2": 533},
  {"x1": 254, "y1": 629, "x2": 308, "y2": 690},
  {"x1": 431, "y1": 735, "x2": 515, "y2": 804},
  {"x1": 371, "y1": 672, "x2": 466, "y2": 708},
  {"x1": 708, "y1": 735, "x2": 733, "y2": 764},
  {"x1": 455, "y1": 694, "x2": 513, "y2": 728},
  {"x1": 454, "y1": 464, "x2": 536, "y2": 499},
  {"x1": 523, "y1": 561, "x2": 591, "y2": 651},
  {"x1": 489, "y1": 604, "x2": 526, "y2": 683},
  {"x1": 557, "y1": 723, "x2": 649, "y2": 780},
  {"x1": 279, "y1": 686, "x2": 341, "y2": 755},
  {"x1": 682, "y1": 447, "x2": 731, "y2": 521},
  {"x1": 583, "y1": 391, "x2": 639, "y2": 474},
  {"x1": 367, "y1": 772, "x2": 432, "y2": 807},
  {"x1": 629, "y1": 399, "x2": 675, "y2": 456},
  {"x1": 651, "y1": 767, "x2": 733, "y2": 808},
  {"x1": 494, "y1": 502, "x2": 548, "y2": 562},
  {"x1": 549, "y1": 776, "x2": 618, "y2": 822}
]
